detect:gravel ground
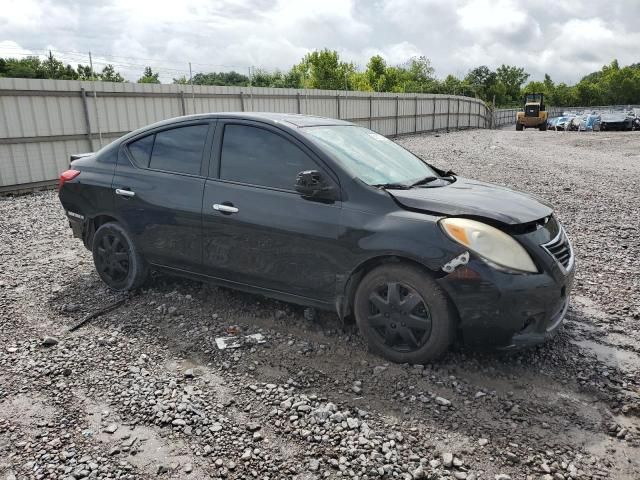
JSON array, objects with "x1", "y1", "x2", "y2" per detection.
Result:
[{"x1": 1, "y1": 129, "x2": 639, "y2": 480}]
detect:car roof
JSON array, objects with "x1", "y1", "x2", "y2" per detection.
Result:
[{"x1": 139, "y1": 112, "x2": 351, "y2": 132}]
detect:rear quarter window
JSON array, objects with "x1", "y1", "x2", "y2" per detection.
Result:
[{"x1": 127, "y1": 135, "x2": 154, "y2": 168}]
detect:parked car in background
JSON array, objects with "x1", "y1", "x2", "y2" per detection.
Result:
[
  {"x1": 58, "y1": 113, "x2": 575, "y2": 363},
  {"x1": 553, "y1": 116, "x2": 573, "y2": 131},
  {"x1": 600, "y1": 112, "x2": 633, "y2": 131},
  {"x1": 581, "y1": 114, "x2": 601, "y2": 131},
  {"x1": 547, "y1": 117, "x2": 560, "y2": 130}
]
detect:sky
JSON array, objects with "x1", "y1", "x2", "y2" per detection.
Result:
[{"x1": 1, "y1": 0, "x2": 639, "y2": 84}]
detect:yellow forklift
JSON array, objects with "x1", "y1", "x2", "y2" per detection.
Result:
[{"x1": 516, "y1": 93, "x2": 548, "y2": 131}]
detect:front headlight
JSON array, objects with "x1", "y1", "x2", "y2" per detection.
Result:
[{"x1": 440, "y1": 218, "x2": 537, "y2": 273}]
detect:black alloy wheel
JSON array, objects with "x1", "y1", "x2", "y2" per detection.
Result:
[
  {"x1": 95, "y1": 231, "x2": 130, "y2": 284},
  {"x1": 367, "y1": 281, "x2": 432, "y2": 352},
  {"x1": 354, "y1": 264, "x2": 454, "y2": 363},
  {"x1": 92, "y1": 222, "x2": 149, "y2": 291}
]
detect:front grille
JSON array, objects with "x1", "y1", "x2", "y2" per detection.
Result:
[
  {"x1": 541, "y1": 227, "x2": 574, "y2": 272},
  {"x1": 525, "y1": 105, "x2": 540, "y2": 117}
]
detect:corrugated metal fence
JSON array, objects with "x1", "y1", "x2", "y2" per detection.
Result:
[
  {"x1": 0, "y1": 78, "x2": 492, "y2": 192},
  {"x1": 493, "y1": 106, "x2": 565, "y2": 128}
]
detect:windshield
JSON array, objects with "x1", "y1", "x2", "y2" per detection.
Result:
[{"x1": 302, "y1": 126, "x2": 438, "y2": 186}]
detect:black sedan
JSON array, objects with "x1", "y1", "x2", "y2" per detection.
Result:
[{"x1": 58, "y1": 113, "x2": 575, "y2": 363}]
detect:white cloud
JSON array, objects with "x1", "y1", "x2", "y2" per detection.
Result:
[
  {"x1": 457, "y1": 0, "x2": 529, "y2": 37},
  {"x1": 0, "y1": 0, "x2": 638, "y2": 83}
]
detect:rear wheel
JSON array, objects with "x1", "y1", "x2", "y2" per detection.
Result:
[
  {"x1": 539, "y1": 122, "x2": 547, "y2": 131},
  {"x1": 516, "y1": 123, "x2": 524, "y2": 131},
  {"x1": 354, "y1": 264, "x2": 454, "y2": 363},
  {"x1": 92, "y1": 222, "x2": 149, "y2": 291}
]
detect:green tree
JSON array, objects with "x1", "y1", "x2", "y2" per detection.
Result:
[
  {"x1": 0, "y1": 56, "x2": 43, "y2": 78},
  {"x1": 465, "y1": 66, "x2": 497, "y2": 101},
  {"x1": 100, "y1": 64, "x2": 124, "y2": 82},
  {"x1": 495, "y1": 65, "x2": 529, "y2": 103},
  {"x1": 292, "y1": 49, "x2": 354, "y2": 90},
  {"x1": 365, "y1": 55, "x2": 387, "y2": 89},
  {"x1": 402, "y1": 55, "x2": 436, "y2": 92},
  {"x1": 190, "y1": 71, "x2": 249, "y2": 86},
  {"x1": 41, "y1": 51, "x2": 78, "y2": 80},
  {"x1": 137, "y1": 67, "x2": 160, "y2": 84},
  {"x1": 76, "y1": 64, "x2": 94, "y2": 80},
  {"x1": 438, "y1": 74, "x2": 463, "y2": 94}
]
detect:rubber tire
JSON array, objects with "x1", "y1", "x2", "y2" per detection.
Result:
[
  {"x1": 539, "y1": 123, "x2": 547, "y2": 131},
  {"x1": 92, "y1": 222, "x2": 149, "y2": 291},
  {"x1": 516, "y1": 123, "x2": 523, "y2": 131},
  {"x1": 354, "y1": 264, "x2": 455, "y2": 364}
]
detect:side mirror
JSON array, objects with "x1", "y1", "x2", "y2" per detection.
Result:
[{"x1": 295, "y1": 170, "x2": 337, "y2": 201}]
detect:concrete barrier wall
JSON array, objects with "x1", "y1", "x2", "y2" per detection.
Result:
[{"x1": 0, "y1": 78, "x2": 491, "y2": 192}]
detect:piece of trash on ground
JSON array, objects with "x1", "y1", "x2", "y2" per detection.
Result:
[
  {"x1": 215, "y1": 333, "x2": 265, "y2": 350},
  {"x1": 226, "y1": 325, "x2": 242, "y2": 335}
]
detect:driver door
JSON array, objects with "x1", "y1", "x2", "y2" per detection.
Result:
[{"x1": 201, "y1": 120, "x2": 343, "y2": 302}]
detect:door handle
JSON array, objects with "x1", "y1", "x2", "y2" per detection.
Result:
[
  {"x1": 213, "y1": 203, "x2": 239, "y2": 214},
  {"x1": 115, "y1": 188, "x2": 135, "y2": 198}
]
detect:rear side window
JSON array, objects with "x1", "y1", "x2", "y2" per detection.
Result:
[
  {"x1": 128, "y1": 135, "x2": 154, "y2": 167},
  {"x1": 149, "y1": 125, "x2": 209, "y2": 175},
  {"x1": 220, "y1": 124, "x2": 317, "y2": 190}
]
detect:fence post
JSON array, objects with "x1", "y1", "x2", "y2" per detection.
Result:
[
  {"x1": 414, "y1": 96, "x2": 418, "y2": 133},
  {"x1": 446, "y1": 97, "x2": 450, "y2": 132},
  {"x1": 456, "y1": 98, "x2": 460, "y2": 130},
  {"x1": 395, "y1": 95, "x2": 399, "y2": 137},
  {"x1": 468, "y1": 100, "x2": 471, "y2": 128},
  {"x1": 296, "y1": 92, "x2": 301, "y2": 114},
  {"x1": 369, "y1": 95, "x2": 373, "y2": 129},
  {"x1": 80, "y1": 88, "x2": 95, "y2": 151},
  {"x1": 431, "y1": 97, "x2": 436, "y2": 131},
  {"x1": 240, "y1": 91, "x2": 245, "y2": 112},
  {"x1": 179, "y1": 91, "x2": 186, "y2": 115},
  {"x1": 336, "y1": 93, "x2": 341, "y2": 119}
]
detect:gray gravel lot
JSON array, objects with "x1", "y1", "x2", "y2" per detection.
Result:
[{"x1": 1, "y1": 129, "x2": 639, "y2": 480}]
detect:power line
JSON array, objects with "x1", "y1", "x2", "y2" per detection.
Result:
[{"x1": 0, "y1": 45, "x2": 251, "y2": 72}]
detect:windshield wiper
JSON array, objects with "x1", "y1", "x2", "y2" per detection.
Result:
[
  {"x1": 372, "y1": 182, "x2": 411, "y2": 190},
  {"x1": 410, "y1": 176, "x2": 438, "y2": 187}
]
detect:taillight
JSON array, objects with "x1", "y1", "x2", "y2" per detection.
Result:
[{"x1": 58, "y1": 169, "x2": 80, "y2": 191}]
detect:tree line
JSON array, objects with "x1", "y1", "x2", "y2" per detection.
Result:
[{"x1": 1, "y1": 49, "x2": 638, "y2": 107}]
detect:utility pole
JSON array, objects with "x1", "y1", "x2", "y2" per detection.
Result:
[
  {"x1": 88, "y1": 51, "x2": 103, "y2": 148},
  {"x1": 189, "y1": 62, "x2": 195, "y2": 114}
]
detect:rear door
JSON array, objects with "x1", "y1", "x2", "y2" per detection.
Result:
[
  {"x1": 112, "y1": 121, "x2": 215, "y2": 271},
  {"x1": 201, "y1": 120, "x2": 342, "y2": 302}
]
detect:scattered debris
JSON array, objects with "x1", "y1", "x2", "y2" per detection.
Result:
[
  {"x1": 215, "y1": 333, "x2": 266, "y2": 350},
  {"x1": 68, "y1": 298, "x2": 126, "y2": 332}
]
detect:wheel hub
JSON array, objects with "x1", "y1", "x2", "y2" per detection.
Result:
[
  {"x1": 367, "y1": 281, "x2": 432, "y2": 353},
  {"x1": 96, "y1": 232, "x2": 130, "y2": 283}
]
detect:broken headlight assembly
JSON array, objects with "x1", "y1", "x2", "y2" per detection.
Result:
[{"x1": 440, "y1": 218, "x2": 537, "y2": 273}]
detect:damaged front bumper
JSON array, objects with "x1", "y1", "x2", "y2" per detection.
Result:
[{"x1": 437, "y1": 257, "x2": 575, "y2": 350}]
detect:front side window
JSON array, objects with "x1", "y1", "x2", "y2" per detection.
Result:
[
  {"x1": 302, "y1": 126, "x2": 438, "y2": 186},
  {"x1": 148, "y1": 124, "x2": 209, "y2": 175},
  {"x1": 220, "y1": 124, "x2": 317, "y2": 190}
]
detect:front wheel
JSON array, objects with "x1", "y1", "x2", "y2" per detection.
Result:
[
  {"x1": 354, "y1": 264, "x2": 455, "y2": 364},
  {"x1": 92, "y1": 222, "x2": 149, "y2": 291},
  {"x1": 516, "y1": 123, "x2": 523, "y2": 131}
]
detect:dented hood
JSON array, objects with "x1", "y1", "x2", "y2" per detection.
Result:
[{"x1": 388, "y1": 177, "x2": 553, "y2": 225}]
